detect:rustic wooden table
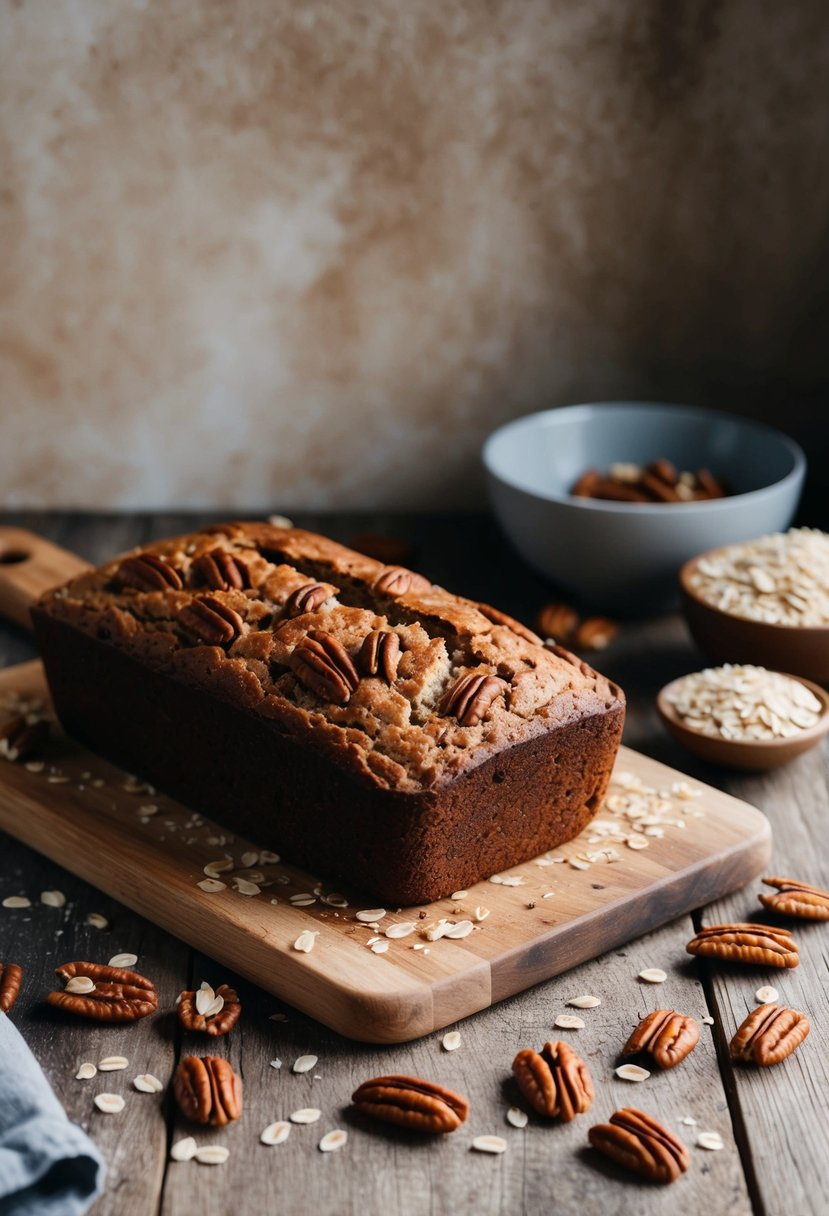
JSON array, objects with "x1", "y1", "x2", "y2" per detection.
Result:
[{"x1": 0, "y1": 513, "x2": 826, "y2": 1216}]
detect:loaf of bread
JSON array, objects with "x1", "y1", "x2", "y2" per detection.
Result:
[{"x1": 32, "y1": 522, "x2": 625, "y2": 905}]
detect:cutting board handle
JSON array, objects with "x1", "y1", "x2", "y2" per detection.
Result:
[{"x1": 0, "y1": 527, "x2": 92, "y2": 631}]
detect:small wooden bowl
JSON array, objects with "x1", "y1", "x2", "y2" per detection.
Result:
[
  {"x1": 657, "y1": 672, "x2": 829, "y2": 770},
  {"x1": 679, "y1": 550, "x2": 829, "y2": 686}
]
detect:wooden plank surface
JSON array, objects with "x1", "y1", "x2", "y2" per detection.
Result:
[{"x1": 1, "y1": 512, "x2": 826, "y2": 1216}]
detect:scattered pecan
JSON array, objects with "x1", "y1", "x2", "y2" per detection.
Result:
[
  {"x1": 641, "y1": 470, "x2": 680, "y2": 502},
  {"x1": 477, "y1": 602, "x2": 543, "y2": 647},
  {"x1": 440, "y1": 672, "x2": 509, "y2": 727},
  {"x1": 372, "y1": 566, "x2": 431, "y2": 597},
  {"x1": 0, "y1": 963, "x2": 23, "y2": 1013},
  {"x1": 350, "y1": 533, "x2": 415, "y2": 565},
  {"x1": 178, "y1": 984, "x2": 241, "y2": 1036},
  {"x1": 686, "y1": 923, "x2": 799, "y2": 969},
  {"x1": 571, "y1": 469, "x2": 602, "y2": 497},
  {"x1": 173, "y1": 1055, "x2": 243, "y2": 1125},
  {"x1": 589, "y1": 1107, "x2": 689, "y2": 1184},
  {"x1": 759, "y1": 876, "x2": 829, "y2": 921},
  {"x1": 535, "y1": 602, "x2": 579, "y2": 643},
  {"x1": 283, "y1": 582, "x2": 335, "y2": 617},
  {"x1": 178, "y1": 596, "x2": 244, "y2": 645},
  {"x1": 512, "y1": 1040, "x2": 594, "y2": 1121},
  {"x1": 117, "y1": 553, "x2": 182, "y2": 592},
  {"x1": 729, "y1": 1003, "x2": 810, "y2": 1067},
  {"x1": 292, "y1": 629, "x2": 360, "y2": 705},
  {"x1": 573, "y1": 617, "x2": 619, "y2": 651},
  {"x1": 622, "y1": 1010, "x2": 700, "y2": 1069},
  {"x1": 646, "y1": 459, "x2": 679, "y2": 487},
  {"x1": 0, "y1": 715, "x2": 49, "y2": 762},
  {"x1": 47, "y1": 961, "x2": 158, "y2": 1022},
  {"x1": 696, "y1": 468, "x2": 727, "y2": 498},
  {"x1": 358, "y1": 629, "x2": 401, "y2": 682},
  {"x1": 192, "y1": 548, "x2": 251, "y2": 591},
  {"x1": 351, "y1": 1074, "x2": 468, "y2": 1133}
]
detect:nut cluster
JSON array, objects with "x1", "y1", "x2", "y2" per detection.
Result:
[
  {"x1": 47, "y1": 961, "x2": 158, "y2": 1022},
  {"x1": 535, "y1": 602, "x2": 619, "y2": 653},
  {"x1": 178, "y1": 983, "x2": 242, "y2": 1036},
  {"x1": 173, "y1": 1055, "x2": 243, "y2": 1126},
  {"x1": 512, "y1": 1040, "x2": 594, "y2": 1121},
  {"x1": 572, "y1": 459, "x2": 727, "y2": 504}
]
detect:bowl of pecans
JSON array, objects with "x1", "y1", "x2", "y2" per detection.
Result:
[
  {"x1": 679, "y1": 530, "x2": 829, "y2": 684},
  {"x1": 483, "y1": 403, "x2": 805, "y2": 612}
]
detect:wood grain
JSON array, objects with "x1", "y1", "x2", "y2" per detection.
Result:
[{"x1": 0, "y1": 525, "x2": 91, "y2": 628}]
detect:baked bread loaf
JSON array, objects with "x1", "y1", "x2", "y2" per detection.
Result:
[{"x1": 32, "y1": 522, "x2": 625, "y2": 905}]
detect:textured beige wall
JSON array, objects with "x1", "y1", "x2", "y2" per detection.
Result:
[{"x1": 2, "y1": 0, "x2": 828, "y2": 509}]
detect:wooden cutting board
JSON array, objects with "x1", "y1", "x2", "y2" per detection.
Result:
[{"x1": 0, "y1": 529, "x2": 771, "y2": 1043}]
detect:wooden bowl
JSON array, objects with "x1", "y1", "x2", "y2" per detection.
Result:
[
  {"x1": 679, "y1": 550, "x2": 829, "y2": 686},
  {"x1": 657, "y1": 672, "x2": 829, "y2": 770}
]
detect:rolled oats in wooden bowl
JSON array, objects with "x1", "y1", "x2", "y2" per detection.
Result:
[{"x1": 680, "y1": 529, "x2": 829, "y2": 684}]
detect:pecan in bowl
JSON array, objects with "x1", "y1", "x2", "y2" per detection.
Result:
[
  {"x1": 351, "y1": 1074, "x2": 468, "y2": 1134},
  {"x1": 512, "y1": 1040, "x2": 594, "y2": 1120},
  {"x1": 622, "y1": 1010, "x2": 700, "y2": 1070},
  {"x1": 759, "y1": 876, "x2": 829, "y2": 921},
  {"x1": 588, "y1": 1107, "x2": 689, "y2": 1184},
  {"x1": 729, "y1": 1003, "x2": 810, "y2": 1067},
  {"x1": 173, "y1": 1056, "x2": 243, "y2": 1125},
  {"x1": 178, "y1": 983, "x2": 241, "y2": 1036},
  {"x1": 686, "y1": 923, "x2": 799, "y2": 969},
  {"x1": 0, "y1": 962, "x2": 23, "y2": 1013},
  {"x1": 47, "y1": 961, "x2": 158, "y2": 1021}
]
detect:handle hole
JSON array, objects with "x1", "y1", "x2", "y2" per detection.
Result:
[{"x1": 0, "y1": 547, "x2": 31, "y2": 565}]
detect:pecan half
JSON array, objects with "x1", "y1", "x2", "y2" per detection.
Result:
[
  {"x1": 291, "y1": 629, "x2": 360, "y2": 705},
  {"x1": 0, "y1": 963, "x2": 23, "y2": 1013},
  {"x1": 573, "y1": 616, "x2": 619, "y2": 651},
  {"x1": 358, "y1": 629, "x2": 401, "y2": 682},
  {"x1": 372, "y1": 566, "x2": 431, "y2": 597},
  {"x1": 759, "y1": 876, "x2": 829, "y2": 921},
  {"x1": 440, "y1": 672, "x2": 508, "y2": 727},
  {"x1": 117, "y1": 553, "x2": 182, "y2": 592},
  {"x1": 686, "y1": 923, "x2": 799, "y2": 969},
  {"x1": 178, "y1": 984, "x2": 241, "y2": 1036},
  {"x1": 477, "y1": 602, "x2": 543, "y2": 647},
  {"x1": 173, "y1": 1056, "x2": 243, "y2": 1125},
  {"x1": 192, "y1": 548, "x2": 251, "y2": 591},
  {"x1": 351, "y1": 1074, "x2": 468, "y2": 1134},
  {"x1": 622, "y1": 1010, "x2": 700, "y2": 1069},
  {"x1": 47, "y1": 961, "x2": 158, "y2": 1022},
  {"x1": 178, "y1": 596, "x2": 244, "y2": 645},
  {"x1": 512, "y1": 1040, "x2": 594, "y2": 1121},
  {"x1": 535, "y1": 602, "x2": 579, "y2": 643},
  {"x1": 589, "y1": 1107, "x2": 689, "y2": 1184},
  {"x1": 283, "y1": 581, "x2": 335, "y2": 617},
  {"x1": 0, "y1": 715, "x2": 49, "y2": 762},
  {"x1": 729, "y1": 1003, "x2": 810, "y2": 1067}
]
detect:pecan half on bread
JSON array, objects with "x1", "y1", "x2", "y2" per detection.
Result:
[
  {"x1": 372, "y1": 566, "x2": 431, "y2": 597},
  {"x1": 177, "y1": 596, "x2": 244, "y2": 646},
  {"x1": 512, "y1": 1040, "x2": 594, "y2": 1120},
  {"x1": 173, "y1": 1056, "x2": 243, "y2": 1125},
  {"x1": 729, "y1": 1004, "x2": 810, "y2": 1067},
  {"x1": 440, "y1": 673, "x2": 509, "y2": 728},
  {"x1": 759, "y1": 876, "x2": 829, "y2": 921},
  {"x1": 117, "y1": 553, "x2": 182, "y2": 592},
  {"x1": 178, "y1": 984, "x2": 241, "y2": 1036},
  {"x1": 191, "y1": 548, "x2": 251, "y2": 591},
  {"x1": 47, "y1": 961, "x2": 158, "y2": 1022},
  {"x1": 589, "y1": 1107, "x2": 690, "y2": 1184},
  {"x1": 686, "y1": 923, "x2": 799, "y2": 968},
  {"x1": 622, "y1": 1010, "x2": 700, "y2": 1070},
  {"x1": 291, "y1": 629, "x2": 360, "y2": 705},
  {"x1": 358, "y1": 630, "x2": 401, "y2": 683},
  {"x1": 351, "y1": 1074, "x2": 469, "y2": 1133},
  {"x1": 0, "y1": 963, "x2": 23, "y2": 1013}
]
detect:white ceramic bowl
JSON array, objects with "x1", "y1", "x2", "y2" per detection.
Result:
[{"x1": 483, "y1": 402, "x2": 805, "y2": 612}]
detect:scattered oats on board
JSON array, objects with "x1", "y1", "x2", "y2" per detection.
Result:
[
  {"x1": 75, "y1": 1063, "x2": 97, "y2": 1080},
  {"x1": 239, "y1": 850, "x2": 259, "y2": 867},
  {"x1": 2, "y1": 896, "x2": 31, "y2": 909},
  {"x1": 474, "y1": 906, "x2": 490, "y2": 922},
  {"x1": 554, "y1": 1014, "x2": 585, "y2": 1030},
  {"x1": 269, "y1": 1059, "x2": 282, "y2": 1070},
  {"x1": 232, "y1": 878, "x2": 261, "y2": 896},
  {"x1": 269, "y1": 1012, "x2": 288, "y2": 1022},
  {"x1": 108, "y1": 953, "x2": 138, "y2": 968},
  {"x1": 680, "y1": 1116, "x2": 698, "y2": 1126},
  {"x1": 507, "y1": 1107, "x2": 528, "y2": 1129},
  {"x1": 702, "y1": 1015, "x2": 715, "y2": 1025},
  {"x1": 443, "y1": 920, "x2": 474, "y2": 939},
  {"x1": 638, "y1": 968, "x2": 667, "y2": 984},
  {"x1": 203, "y1": 860, "x2": 233, "y2": 878},
  {"x1": 197, "y1": 879, "x2": 227, "y2": 894},
  {"x1": 170, "y1": 1137, "x2": 198, "y2": 1162},
  {"x1": 293, "y1": 930, "x2": 318, "y2": 953},
  {"x1": 697, "y1": 1131, "x2": 725, "y2": 1151},
  {"x1": 195, "y1": 1146, "x2": 229, "y2": 1165},
  {"x1": 290, "y1": 1108, "x2": 322, "y2": 1124},
  {"x1": 472, "y1": 1135, "x2": 507, "y2": 1154},
  {"x1": 319, "y1": 1129, "x2": 348, "y2": 1152},
  {"x1": 65, "y1": 976, "x2": 95, "y2": 994},
  {"x1": 450, "y1": 890, "x2": 468, "y2": 900},
  {"x1": 98, "y1": 1056, "x2": 128, "y2": 1072},
  {"x1": 356, "y1": 908, "x2": 386, "y2": 923},
  {"x1": 94, "y1": 1093, "x2": 125, "y2": 1114},
  {"x1": 567, "y1": 995, "x2": 601, "y2": 1009},
  {"x1": 86, "y1": 913, "x2": 108, "y2": 930},
  {"x1": 293, "y1": 1054, "x2": 318, "y2": 1074},
  {"x1": 442, "y1": 1031, "x2": 461, "y2": 1051},
  {"x1": 371, "y1": 940, "x2": 389, "y2": 954},
  {"x1": 385, "y1": 922, "x2": 416, "y2": 939},
  {"x1": 40, "y1": 890, "x2": 65, "y2": 908},
  {"x1": 615, "y1": 1064, "x2": 650, "y2": 1082},
  {"x1": 756, "y1": 986, "x2": 779, "y2": 1003},
  {"x1": 261, "y1": 1121, "x2": 291, "y2": 1146},
  {"x1": 134, "y1": 1074, "x2": 163, "y2": 1093}
]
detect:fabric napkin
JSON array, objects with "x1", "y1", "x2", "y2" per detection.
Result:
[{"x1": 0, "y1": 1013, "x2": 104, "y2": 1216}]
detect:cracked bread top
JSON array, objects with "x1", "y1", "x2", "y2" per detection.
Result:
[{"x1": 38, "y1": 522, "x2": 625, "y2": 793}]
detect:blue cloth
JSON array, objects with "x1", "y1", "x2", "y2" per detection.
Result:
[{"x1": 0, "y1": 1014, "x2": 104, "y2": 1216}]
